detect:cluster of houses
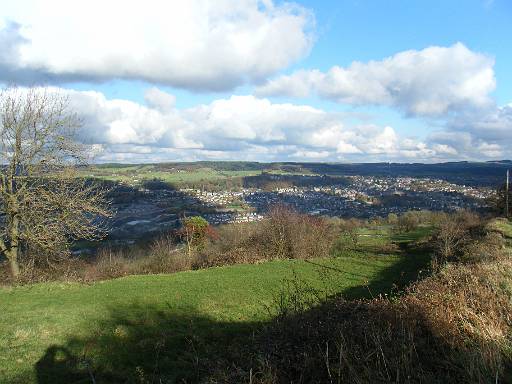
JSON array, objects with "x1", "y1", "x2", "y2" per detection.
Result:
[
  {"x1": 100, "y1": 175, "x2": 494, "y2": 249},
  {"x1": 346, "y1": 176, "x2": 494, "y2": 200},
  {"x1": 182, "y1": 176, "x2": 494, "y2": 219},
  {"x1": 184, "y1": 189, "x2": 248, "y2": 208}
]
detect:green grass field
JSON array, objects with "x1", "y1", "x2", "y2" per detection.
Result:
[
  {"x1": 0, "y1": 228, "x2": 431, "y2": 383},
  {"x1": 490, "y1": 218, "x2": 512, "y2": 245},
  {"x1": 80, "y1": 164, "x2": 295, "y2": 187}
]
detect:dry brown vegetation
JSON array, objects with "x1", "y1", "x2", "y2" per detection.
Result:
[
  {"x1": 196, "y1": 205, "x2": 338, "y2": 267},
  {"x1": 85, "y1": 206, "x2": 340, "y2": 281},
  {"x1": 0, "y1": 205, "x2": 345, "y2": 284},
  {"x1": 0, "y1": 235, "x2": 189, "y2": 284},
  {"x1": 2, "y1": 205, "x2": 509, "y2": 382},
  {"x1": 431, "y1": 210, "x2": 502, "y2": 267},
  {"x1": 220, "y1": 216, "x2": 512, "y2": 384}
]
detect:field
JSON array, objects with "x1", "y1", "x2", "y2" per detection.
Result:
[
  {"x1": 80, "y1": 164, "x2": 298, "y2": 187},
  {"x1": 0, "y1": 228, "x2": 431, "y2": 383},
  {"x1": 490, "y1": 217, "x2": 512, "y2": 244},
  {"x1": 77, "y1": 160, "x2": 512, "y2": 188}
]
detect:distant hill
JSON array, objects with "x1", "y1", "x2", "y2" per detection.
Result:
[{"x1": 90, "y1": 160, "x2": 511, "y2": 187}]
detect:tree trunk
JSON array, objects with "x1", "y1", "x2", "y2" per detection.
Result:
[
  {"x1": 7, "y1": 214, "x2": 20, "y2": 278},
  {"x1": 9, "y1": 253, "x2": 20, "y2": 278}
]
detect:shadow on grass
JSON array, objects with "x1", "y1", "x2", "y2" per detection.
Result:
[
  {"x1": 29, "y1": 240, "x2": 432, "y2": 383},
  {"x1": 34, "y1": 303, "x2": 261, "y2": 383},
  {"x1": 25, "y1": 223, "x2": 512, "y2": 383},
  {"x1": 256, "y1": 243, "x2": 512, "y2": 383},
  {"x1": 258, "y1": 292, "x2": 510, "y2": 383},
  {"x1": 342, "y1": 239, "x2": 432, "y2": 300},
  {"x1": 390, "y1": 226, "x2": 433, "y2": 243}
]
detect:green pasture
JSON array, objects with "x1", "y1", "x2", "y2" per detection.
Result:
[{"x1": 0, "y1": 226, "x2": 431, "y2": 383}]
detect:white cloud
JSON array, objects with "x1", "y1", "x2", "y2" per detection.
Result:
[
  {"x1": 144, "y1": 87, "x2": 176, "y2": 113},
  {"x1": 58, "y1": 88, "x2": 442, "y2": 161},
  {"x1": 65, "y1": 89, "x2": 201, "y2": 149},
  {"x1": 9, "y1": 86, "x2": 509, "y2": 162},
  {"x1": 426, "y1": 111, "x2": 512, "y2": 160},
  {"x1": 432, "y1": 144, "x2": 458, "y2": 156},
  {"x1": 449, "y1": 102, "x2": 512, "y2": 140},
  {"x1": 290, "y1": 150, "x2": 330, "y2": 159},
  {"x1": 256, "y1": 43, "x2": 496, "y2": 117},
  {"x1": 419, "y1": 99, "x2": 511, "y2": 160},
  {"x1": 364, "y1": 126, "x2": 399, "y2": 154},
  {"x1": 0, "y1": 0, "x2": 314, "y2": 90},
  {"x1": 477, "y1": 142, "x2": 503, "y2": 157}
]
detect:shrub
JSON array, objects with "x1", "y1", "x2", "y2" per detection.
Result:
[
  {"x1": 431, "y1": 211, "x2": 498, "y2": 266},
  {"x1": 260, "y1": 205, "x2": 336, "y2": 260},
  {"x1": 179, "y1": 216, "x2": 217, "y2": 258},
  {"x1": 434, "y1": 217, "x2": 470, "y2": 264},
  {"x1": 460, "y1": 231, "x2": 504, "y2": 263},
  {"x1": 404, "y1": 258, "x2": 512, "y2": 380},
  {"x1": 86, "y1": 249, "x2": 129, "y2": 280},
  {"x1": 1, "y1": 256, "x2": 89, "y2": 284},
  {"x1": 2, "y1": 207, "x2": 340, "y2": 284},
  {"x1": 198, "y1": 206, "x2": 338, "y2": 267},
  {"x1": 393, "y1": 211, "x2": 421, "y2": 233},
  {"x1": 85, "y1": 236, "x2": 193, "y2": 280},
  {"x1": 330, "y1": 217, "x2": 362, "y2": 252},
  {"x1": 387, "y1": 212, "x2": 398, "y2": 225}
]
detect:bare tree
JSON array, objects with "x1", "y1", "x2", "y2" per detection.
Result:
[
  {"x1": 434, "y1": 219, "x2": 468, "y2": 263},
  {"x1": 0, "y1": 86, "x2": 111, "y2": 278}
]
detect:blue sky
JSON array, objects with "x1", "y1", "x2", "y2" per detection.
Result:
[
  {"x1": 298, "y1": 0, "x2": 511, "y2": 101},
  {"x1": 1, "y1": 0, "x2": 511, "y2": 162}
]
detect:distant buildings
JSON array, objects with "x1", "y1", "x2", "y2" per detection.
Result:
[{"x1": 103, "y1": 175, "x2": 494, "y2": 246}]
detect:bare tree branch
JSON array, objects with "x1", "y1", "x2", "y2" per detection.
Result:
[{"x1": 0, "y1": 86, "x2": 112, "y2": 278}]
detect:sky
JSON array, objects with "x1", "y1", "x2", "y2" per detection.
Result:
[{"x1": 0, "y1": 0, "x2": 511, "y2": 163}]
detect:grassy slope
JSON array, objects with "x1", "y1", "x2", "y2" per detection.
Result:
[
  {"x1": 0, "y1": 228, "x2": 430, "y2": 383},
  {"x1": 81, "y1": 165, "x2": 283, "y2": 186},
  {"x1": 490, "y1": 218, "x2": 512, "y2": 244},
  {"x1": 80, "y1": 164, "x2": 258, "y2": 183}
]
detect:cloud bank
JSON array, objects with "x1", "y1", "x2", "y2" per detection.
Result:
[
  {"x1": 0, "y1": 3, "x2": 509, "y2": 167},
  {"x1": 49, "y1": 87, "x2": 509, "y2": 163},
  {"x1": 252, "y1": 43, "x2": 511, "y2": 161},
  {"x1": 256, "y1": 43, "x2": 496, "y2": 117},
  {"x1": 0, "y1": 0, "x2": 313, "y2": 90}
]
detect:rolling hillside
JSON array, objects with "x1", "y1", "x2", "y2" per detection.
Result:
[{"x1": 1, "y1": 231, "x2": 429, "y2": 383}]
